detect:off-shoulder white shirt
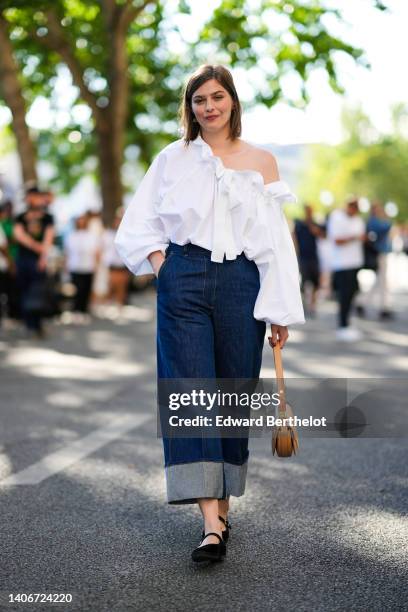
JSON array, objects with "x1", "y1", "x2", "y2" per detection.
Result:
[{"x1": 114, "y1": 134, "x2": 305, "y2": 326}]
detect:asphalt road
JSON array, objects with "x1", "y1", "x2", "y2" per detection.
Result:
[{"x1": 0, "y1": 283, "x2": 407, "y2": 612}]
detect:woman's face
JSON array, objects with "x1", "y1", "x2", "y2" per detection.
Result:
[{"x1": 191, "y1": 78, "x2": 234, "y2": 134}]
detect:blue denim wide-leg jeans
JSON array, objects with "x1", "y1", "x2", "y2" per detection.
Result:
[{"x1": 157, "y1": 242, "x2": 266, "y2": 504}]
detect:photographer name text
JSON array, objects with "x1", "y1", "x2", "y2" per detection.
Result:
[{"x1": 168, "y1": 415, "x2": 327, "y2": 427}]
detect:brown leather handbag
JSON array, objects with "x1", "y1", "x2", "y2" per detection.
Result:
[{"x1": 271, "y1": 343, "x2": 299, "y2": 457}]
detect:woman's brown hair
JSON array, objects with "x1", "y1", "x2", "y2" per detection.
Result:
[{"x1": 179, "y1": 64, "x2": 242, "y2": 145}]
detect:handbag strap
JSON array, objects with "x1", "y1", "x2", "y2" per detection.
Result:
[{"x1": 273, "y1": 344, "x2": 286, "y2": 415}]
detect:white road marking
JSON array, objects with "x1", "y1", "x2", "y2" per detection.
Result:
[{"x1": 0, "y1": 413, "x2": 152, "y2": 486}]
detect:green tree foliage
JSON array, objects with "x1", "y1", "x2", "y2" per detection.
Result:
[
  {"x1": 0, "y1": 0, "x2": 389, "y2": 215},
  {"x1": 297, "y1": 105, "x2": 408, "y2": 220},
  {"x1": 0, "y1": 124, "x2": 15, "y2": 155}
]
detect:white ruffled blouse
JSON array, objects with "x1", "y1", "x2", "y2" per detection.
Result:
[{"x1": 114, "y1": 133, "x2": 305, "y2": 326}]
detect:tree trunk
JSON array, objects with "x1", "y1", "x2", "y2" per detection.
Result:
[
  {"x1": 0, "y1": 15, "x2": 37, "y2": 186},
  {"x1": 95, "y1": 18, "x2": 129, "y2": 226},
  {"x1": 96, "y1": 123, "x2": 124, "y2": 227}
]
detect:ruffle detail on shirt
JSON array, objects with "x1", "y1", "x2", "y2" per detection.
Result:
[
  {"x1": 193, "y1": 136, "x2": 248, "y2": 211},
  {"x1": 237, "y1": 179, "x2": 297, "y2": 273},
  {"x1": 247, "y1": 170, "x2": 297, "y2": 205},
  {"x1": 190, "y1": 135, "x2": 299, "y2": 269},
  {"x1": 216, "y1": 165, "x2": 249, "y2": 210},
  {"x1": 192, "y1": 134, "x2": 297, "y2": 208},
  {"x1": 263, "y1": 180, "x2": 297, "y2": 206},
  {"x1": 241, "y1": 178, "x2": 297, "y2": 264}
]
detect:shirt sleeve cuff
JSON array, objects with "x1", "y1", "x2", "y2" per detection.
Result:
[
  {"x1": 114, "y1": 240, "x2": 168, "y2": 276},
  {"x1": 252, "y1": 259, "x2": 306, "y2": 326}
]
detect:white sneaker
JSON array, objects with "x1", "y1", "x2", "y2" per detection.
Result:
[{"x1": 335, "y1": 327, "x2": 362, "y2": 342}]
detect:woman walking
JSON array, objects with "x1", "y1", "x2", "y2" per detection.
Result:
[{"x1": 115, "y1": 64, "x2": 304, "y2": 563}]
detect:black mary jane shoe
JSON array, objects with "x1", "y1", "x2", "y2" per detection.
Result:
[
  {"x1": 191, "y1": 532, "x2": 226, "y2": 563},
  {"x1": 201, "y1": 515, "x2": 231, "y2": 544}
]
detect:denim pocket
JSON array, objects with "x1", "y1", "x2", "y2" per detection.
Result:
[{"x1": 157, "y1": 251, "x2": 174, "y2": 282}]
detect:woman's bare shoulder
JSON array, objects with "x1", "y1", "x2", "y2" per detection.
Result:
[{"x1": 242, "y1": 141, "x2": 280, "y2": 183}]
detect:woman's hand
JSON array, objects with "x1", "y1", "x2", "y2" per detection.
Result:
[
  {"x1": 268, "y1": 324, "x2": 289, "y2": 349},
  {"x1": 155, "y1": 260, "x2": 166, "y2": 278},
  {"x1": 148, "y1": 250, "x2": 165, "y2": 278}
]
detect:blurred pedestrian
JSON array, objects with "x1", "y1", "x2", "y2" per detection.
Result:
[
  {"x1": 86, "y1": 210, "x2": 107, "y2": 303},
  {"x1": 293, "y1": 204, "x2": 325, "y2": 316},
  {"x1": 103, "y1": 209, "x2": 130, "y2": 314},
  {"x1": 0, "y1": 199, "x2": 20, "y2": 319},
  {"x1": 0, "y1": 206, "x2": 10, "y2": 326},
  {"x1": 327, "y1": 199, "x2": 365, "y2": 341},
  {"x1": 13, "y1": 187, "x2": 55, "y2": 338},
  {"x1": 356, "y1": 202, "x2": 394, "y2": 320},
  {"x1": 316, "y1": 212, "x2": 333, "y2": 300},
  {"x1": 64, "y1": 213, "x2": 101, "y2": 321}
]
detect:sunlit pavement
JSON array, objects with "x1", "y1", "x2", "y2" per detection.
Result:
[{"x1": 0, "y1": 278, "x2": 407, "y2": 611}]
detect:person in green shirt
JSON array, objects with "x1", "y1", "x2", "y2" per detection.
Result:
[
  {"x1": 0, "y1": 200, "x2": 20, "y2": 320},
  {"x1": 0, "y1": 200, "x2": 18, "y2": 260}
]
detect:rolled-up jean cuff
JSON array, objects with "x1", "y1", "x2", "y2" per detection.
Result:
[{"x1": 165, "y1": 460, "x2": 248, "y2": 505}]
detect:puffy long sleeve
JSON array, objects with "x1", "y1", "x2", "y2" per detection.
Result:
[
  {"x1": 114, "y1": 152, "x2": 169, "y2": 276},
  {"x1": 244, "y1": 181, "x2": 305, "y2": 326}
]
